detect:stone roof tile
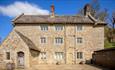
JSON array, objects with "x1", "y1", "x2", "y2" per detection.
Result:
[{"x1": 13, "y1": 15, "x2": 94, "y2": 24}]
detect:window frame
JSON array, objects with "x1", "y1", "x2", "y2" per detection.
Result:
[
  {"x1": 6, "y1": 52, "x2": 10, "y2": 60},
  {"x1": 54, "y1": 52, "x2": 64, "y2": 60},
  {"x1": 76, "y1": 37, "x2": 83, "y2": 44},
  {"x1": 76, "y1": 25, "x2": 83, "y2": 31},
  {"x1": 40, "y1": 37, "x2": 46, "y2": 44},
  {"x1": 40, "y1": 52, "x2": 47, "y2": 60},
  {"x1": 76, "y1": 52, "x2": 83, "y2": 59},
  {"x1": 55, "y1": 25, "x2": 63, "y2": 31},
  {"x1": 40, "y1": 25, "x2": 48, "y2": 31},
  {"x1": 55, "y1": 37, "x2": 63, "y2": 45}
]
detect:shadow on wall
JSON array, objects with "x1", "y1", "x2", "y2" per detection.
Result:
[
  {"x1": 15, "y1": 30, "x2": 40, "y2": 57},
  {"x1": 30, "y1": 49, "x2": 40, "y2": 57}
]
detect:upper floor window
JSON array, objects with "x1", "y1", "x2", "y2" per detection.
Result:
[
  {"x1": 6, "y1": 52, "x2": 10, "y2": 60},
  {"x1": 77, "y1": 37, "x2": 83, "y2": 43},
  {"x1": 55, "y1": 37, "x2": 63, "y2": 44},
  {"x1": 55, "y1": 25, "x2": 63, "y2": 31},
  {"x1": 54, "y1": 52, "x2": 64, "y2": 60},
  {"x1": 76, "y1": 52, "x2": 83, "y2": 59},
  {"x1": 40, "y1": 52, "x2": 46, "y2": 59},
  {"x1": 40, "y1": 25, "x2": 48, "y2": 31},
  {"x1": 40, "y1": 37, "x2": 46, "y2": 43},
  {"x1": 77, "y1": 25, "x2": 83, "y2": 31}
]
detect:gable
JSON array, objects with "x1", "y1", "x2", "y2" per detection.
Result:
[{"x1": 0, "y1": 30, "x2": 40, "y2": 52}]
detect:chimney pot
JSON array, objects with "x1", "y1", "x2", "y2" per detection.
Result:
[
  {"x1": 51, "y1": 4, "x2": 55, "y2": 17},
  {"x1": 84, "y1": 4, "x2": 91, "y2": 16}
]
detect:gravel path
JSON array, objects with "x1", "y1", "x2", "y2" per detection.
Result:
[{"x1": 15, "y1": 64, "x2": 110, "y2": 70}]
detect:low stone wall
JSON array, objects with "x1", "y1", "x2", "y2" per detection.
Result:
[{"x1": 92, "y1": 47, "x2": 115, "y2": 69}]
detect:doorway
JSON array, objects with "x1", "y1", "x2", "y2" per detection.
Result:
[{"x1": 17, "y1": 51, "x2": 24, "y2": 68}]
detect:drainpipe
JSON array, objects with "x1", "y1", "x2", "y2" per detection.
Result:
[
  {"x1": 64, "y1": 23, "x2": 67, "y2": 64},
  {"x1": 74, "y1": 24, "x2": 76, "y2": 64}
]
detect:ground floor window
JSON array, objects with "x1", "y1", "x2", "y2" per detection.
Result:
[
  {"x1": 6, "y1": 52, "x2": 10, "y2": 60},
  {"x1": 76, "y1": 52, "x2": 83, "y2": 59},
  {"x1": 40, "y1": 52, "x2": 46, "y2": 59},
  {"x1": 54, "y1": 52, "x2": 64, "y2": 60}
]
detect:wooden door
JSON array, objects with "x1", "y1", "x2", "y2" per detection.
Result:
[{"x1": 17, "y1": 52, "x2": 24, "y2": 67}]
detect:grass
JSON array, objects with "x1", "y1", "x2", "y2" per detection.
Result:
[{"x1": 104, "y1": 40, "x2": 115, "y2": 48}]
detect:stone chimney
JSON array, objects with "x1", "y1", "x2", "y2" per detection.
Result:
[
  {"x1": 51, "y1": 4, "x2": 55, "y2": 17},
  {"x1": 84, "y1": 4, "x2": 91, "y2": 16}
]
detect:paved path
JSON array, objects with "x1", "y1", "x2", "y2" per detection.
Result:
[{"x1": 15, "y1": 64, "x2": 110, "y2": 70}]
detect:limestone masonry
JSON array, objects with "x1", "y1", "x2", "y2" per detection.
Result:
[{"x1": 0, "y1": 4, "x2": 106, "y2": 68}]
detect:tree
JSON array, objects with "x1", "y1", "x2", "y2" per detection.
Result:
[
  {"x1": 104, "y1": 11, "x2": 115, "y2": 47},
  {"x1": 112, "y1": 12, "x2": 115, "y2": 30},
  {"x1": 78, "y1": 0, "x2": 108, "y2": 21},
  {"x1": 104, "y1": 26, "x2": 112, "y2": 43},
  {"x1": 110, "y1": 11, "x2": 115, "y2": 42}
]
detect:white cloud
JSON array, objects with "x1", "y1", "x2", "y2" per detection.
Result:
[{"x1": 0, "y1": 1, "x2": 50, "y2": 17}]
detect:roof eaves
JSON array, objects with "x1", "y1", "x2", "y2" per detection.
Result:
[{"x1": 12, "y1": 13, "x2": 24, "y2": 22}]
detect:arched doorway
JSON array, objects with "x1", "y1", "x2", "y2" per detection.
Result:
[{"x1": 17, "y1": 51, "x2": 24, "y2": 68}]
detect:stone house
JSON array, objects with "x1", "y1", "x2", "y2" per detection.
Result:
[{"x1": 0, "y1": 4, "x2": 106, "y2": 68}]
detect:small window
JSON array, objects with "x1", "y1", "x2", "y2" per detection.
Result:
[
  {"x1": 55, "y1": 37, "x2": 63, "y2": 44},
  {"x1": 40, "y1": 52, "x2": 46, "y2": 59},
  {"x1": 40, "y1": 37, "x2": 46, "y2": 43},
  {"x1": 6, "y1": 52, "x2": 10, "y2": 60},
  {"x1": 55, "y1": 52, "x2": 64, "y2": 60},
  {"x1": 40, "y1": 25, "x2": 48, "y2": 31},
  {"x1": 77, "y1": 25, "x2": 82, "y2": 31},
  {"x1": 77, "y1": 37, "x2": 83, "y2": 43},
  {"x1": 55, "y1": 25, "x2": 63, "y2": 31},
  {"x1": 77, "y1": 52, "x2": 83, "y2": 59}
]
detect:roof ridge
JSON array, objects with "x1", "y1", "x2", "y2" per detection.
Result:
[{"x1": 22, "y1": 14, "x2": 84, "y2": 17}]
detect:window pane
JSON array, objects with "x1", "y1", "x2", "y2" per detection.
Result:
[
  {"x1": 77, "y1": 25, "x2": 82, "y2": 31},
  {"x1": 40, "y1": 52, "x2": 46, "y2": 59},
  {"x1": 55, "y1": 37, "x2": 63, "y2": 44},
  {"x1": 41, "y1": 25, "x2": 48, "y2": 31},
  {"x1": 41, "y1": 37, "x2": 46, "y2": 43},
  {"x1": 77, "y1": 52, "x2": 83, "y2": 59},
  {"x1": 77, "y1": 37, "x2": 82, "y2": 43},
  {"x1": 6, "y1": 52, "x2": 10, "y2": 60},
  {"x1": 55, "y1": 25, "x2": 63, "y2": 31},
  {"x1": 55, "y1": 52, "x2": 64, "y2": 60},
  {"x1": 80, "y1": 52, "x2": 83, "y2": 59},
  {"x1": 77, "y1": 52, "x2": 79, "y2": 58}
]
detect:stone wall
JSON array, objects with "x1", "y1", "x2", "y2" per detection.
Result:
[
  {"x1": 93, "y1": 48, "x2": 115, "y2": 69},
  {"x1": 0, "y1": 30, "x2": 30, "y2": 68},
  {"x1": 14, "y1": 23, "x2": 104, "y2": 65},
  {"x1": 0, "y1": 23, "x2": 104, "y2": 68}
]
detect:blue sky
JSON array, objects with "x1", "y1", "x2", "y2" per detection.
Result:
[{"x1": 0, "y1": 0, "x2": 115, "y2": 43}]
